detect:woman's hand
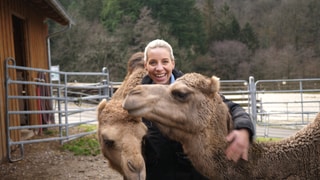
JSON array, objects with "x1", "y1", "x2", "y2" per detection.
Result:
[{"x1": 225, "y1": 129, "x2": 250, "y2": 162}]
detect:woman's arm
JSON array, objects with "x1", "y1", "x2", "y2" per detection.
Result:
[
  {"x1": 220, "y1": 93, "x2": 255, "y2": 139},
  {"x1": 219, "y1": 93, "x2": 255, "y2": 162}
]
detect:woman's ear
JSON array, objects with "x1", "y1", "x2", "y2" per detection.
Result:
[{"x1": 172, "y1": 59, "x2": 175, "y2": 67}]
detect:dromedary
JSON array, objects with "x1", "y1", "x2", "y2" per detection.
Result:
[
  {"x1": 97, "y1": 52, "x2": 147, "y2": 180},
  {"x1": 123, "y1": 72, "x2": 320, "y2": 179}
]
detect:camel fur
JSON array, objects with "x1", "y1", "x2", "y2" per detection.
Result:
[
  {"x1": 97, "y1": 52, "x2": 147, "y2": 180},
  {"x1": 123, "y1": 72, "x2": 320, "y2": 180}
]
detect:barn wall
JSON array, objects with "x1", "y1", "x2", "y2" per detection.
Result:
[
  {"x1": 0, "y1": 0, "x2": 16, "y2": 163},
  {"x1": 0, "y1": 0, "x2": 50, "y2": 162}
]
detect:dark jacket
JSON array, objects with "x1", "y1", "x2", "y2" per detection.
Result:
[{"x1": 141, "y1": 69, "x2": 255, "y2": 180}]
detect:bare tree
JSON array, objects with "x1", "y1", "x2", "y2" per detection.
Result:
[{"x1": 209, "y1": 40, "x2": 250, "y2": 80}]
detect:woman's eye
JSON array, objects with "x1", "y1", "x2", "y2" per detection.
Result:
[
  {"x1": 162, "y1": 60, "x2": 169, "y2": 65},
  {"x1": 149, "y1": 61, "x2": 157, "y2": 66}
]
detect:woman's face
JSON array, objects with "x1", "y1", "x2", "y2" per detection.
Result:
[{"x1": 145, "y1": 47, "x2": 175, "y2": 84}]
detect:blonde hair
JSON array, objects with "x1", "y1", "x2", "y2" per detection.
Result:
[{"x1": 144, "y1": 39, "x2": 175, "y2": 62}]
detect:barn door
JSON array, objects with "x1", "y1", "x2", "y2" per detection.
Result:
[{"x1": 12, "y1": 15, "x2": 29, "y2": 125}]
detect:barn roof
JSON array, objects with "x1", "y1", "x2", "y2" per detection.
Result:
[{"x1": 27, "y1": 0, "x2": 74, "y2": 25}]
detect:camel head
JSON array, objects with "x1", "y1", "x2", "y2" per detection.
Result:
[
  {"x1": 97, "y1": 99, "x2": 147, "y2": 180},
  {"x1": 123, "y1": 72, "x2": 232, "y2": 143}
]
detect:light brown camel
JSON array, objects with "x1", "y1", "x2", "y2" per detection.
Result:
[
  {"x1": 97, "y1": 52, "x2": 147, "y2": 180},
  {"x1": 123, "y1": 72, "x2": 320, "y2": 179}
]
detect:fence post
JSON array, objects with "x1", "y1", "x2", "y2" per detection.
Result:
[
  {"x1": 101, "y1": 67, "x2": 110, "y2": 98},
  {"x1": 249, "y1": 76, "x2": 257, "y2": 132},
  {"x1": 299, "y1": 81, "x2": 304, "y2": 123}
]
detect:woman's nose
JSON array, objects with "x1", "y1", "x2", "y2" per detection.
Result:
[{"x1": 155, "y1": 63, "x2": 164, "y2": 70}]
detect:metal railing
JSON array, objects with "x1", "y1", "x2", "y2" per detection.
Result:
[
  {"x1": 253, "y1": 78, "x2": 320, "y2": 129},
  {"x1": 4, "y1": 57, "x2": 320, "y2": 161},
  {"x1": 5, "y1": 57, "x2": 110, "y2": 162}
]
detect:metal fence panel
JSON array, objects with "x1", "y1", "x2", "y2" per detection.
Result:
[
  {"x1": 253, "y1": 78, "x2": 320, "y2": 130},
  {"x1": 5, "y1": 58, "x2": 110, "y2": 162}
]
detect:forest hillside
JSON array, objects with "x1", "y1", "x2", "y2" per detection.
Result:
[{"x1": 50, "y1": 0, "x2": 320, "y2": 81}]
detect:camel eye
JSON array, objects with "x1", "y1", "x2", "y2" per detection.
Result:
[
  {"x1": 104, "y1": 139, "x2": 115, "y2": 148},
  {"x1": 172, "y1": 90, "x2": 189, "y2": 101}
]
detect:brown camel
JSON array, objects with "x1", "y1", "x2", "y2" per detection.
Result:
[
  {"x1": 97, "y1": 52, "x2": 147, "y2": 180},
  {"x1": 123, "y1": 72, "x2": 320, "y2": 179}
]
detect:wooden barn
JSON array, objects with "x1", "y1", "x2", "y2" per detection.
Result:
[{"x1": 0, "y1": 0, "x2": 72, "y2": 162}]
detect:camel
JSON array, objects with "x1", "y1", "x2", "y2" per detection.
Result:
[
  {"x1": 97, "y1": 52, "x2": 147, "y2": 180},
  {"x1": 123, "y1": 72, "x2": 320, "y2": 179}
]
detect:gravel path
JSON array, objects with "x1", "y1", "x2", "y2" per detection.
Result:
[{"x1": 0, "y1": 139, "x2": 122, "y2": 180}]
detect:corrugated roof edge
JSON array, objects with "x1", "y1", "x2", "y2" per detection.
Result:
[{"x1": 45, "y1": 0, "x2": 75, "y2": 25}]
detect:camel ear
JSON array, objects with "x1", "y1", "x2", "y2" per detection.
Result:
[
  {"x1": 97, "y1": 99, "x2": 107, "y2": 115},
  {"x1": 209, "y1": 76, "x2": 220, "y2": 93}
]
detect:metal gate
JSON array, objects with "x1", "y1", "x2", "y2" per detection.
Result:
[
  {"x1": 212, "y1": 76, "x2": 320, "y2": 137},
  {"x1": 252, "y1": 78, "x2": 320, "y2": 136},
  {"x1": 5, "y1": 57, "x2": 111, "y2": 162}
]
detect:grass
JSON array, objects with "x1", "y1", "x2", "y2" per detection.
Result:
[
  {"x1": 43, "y1": 129, "x2": 58, "y2": 136},
  {"x1": 62, "y1": 124, "x2": 100, "y2": 156},
  {"x1": 62, "y1": 134, "x2": 101, "y2": 156},
  {"x1": 78, "y1": 124, "x2": 97, "y2": 132},
  {"x1": 256, "y1": 137, "x2": 282, "y2": 142}
]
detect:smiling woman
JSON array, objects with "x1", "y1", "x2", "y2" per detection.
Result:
[
  {"x1": 138, "y1": 39, "x2": 254, "y2": 180},
  {"x1": 143, "y1": 39, "x2": 176, "y2": 85}
]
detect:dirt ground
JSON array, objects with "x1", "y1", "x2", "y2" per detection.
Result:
[{"x1": 0, "y1": 137, "x2": 122, "y2": 180}]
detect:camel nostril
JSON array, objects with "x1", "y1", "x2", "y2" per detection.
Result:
[
  {"x1": 104, "y1": 139, "x2": 115, "y2": 148},
  {"x1": 129, "y1": 88, "x2": 141, "y2": 95},
  {"x1": 127, "y1": 160, "x2": 136, "y2": 172}
]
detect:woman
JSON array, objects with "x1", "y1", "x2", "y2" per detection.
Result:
[{"x1": 141, "y1": 39, "x2": 254, "y2": 180}]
